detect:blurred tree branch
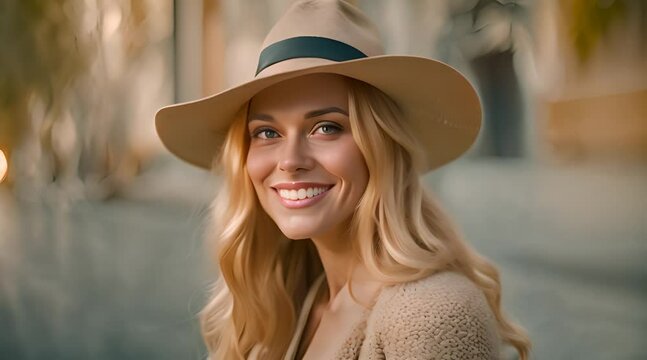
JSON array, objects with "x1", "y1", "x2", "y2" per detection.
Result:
[
  {"x1": 0, "y1": 0, "x2": 92, "y2": 183},
  {"x1": 0, "y1": 0, "x2": 160, "y2": 196},
  {"x1": 567, "y1": 0, "x2": 628, "y2": 65}
]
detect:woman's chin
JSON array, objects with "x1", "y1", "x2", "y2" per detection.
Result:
[
  {"x1": 278, "y1": 229, "x2": 315, "y2": 241},
  {"x1": 270, "y1": 216, "x2": 326, "y2": 240},
  {"x1": 275, "y1": 223, "x2": 326, "y2": 241}
]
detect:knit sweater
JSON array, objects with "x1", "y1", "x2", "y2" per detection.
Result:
[{"x1": 283, "y1": 271, "x2": 501, "y2": 360}]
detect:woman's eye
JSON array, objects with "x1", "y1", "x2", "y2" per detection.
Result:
[
  {"x1": 313, "y1": 123, "x2": 342, "y2": 135},
  {"x1": 253, "y1": 128, "x2": 280, "y2": 139}
]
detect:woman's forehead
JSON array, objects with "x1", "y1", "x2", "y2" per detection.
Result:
[{"x1": 248, "y1": 73, "x2": 350, "y2": 117}]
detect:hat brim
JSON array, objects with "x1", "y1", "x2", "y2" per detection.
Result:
[{"x1": 155, "y1": 55, "x2": 481, "y2": 171}]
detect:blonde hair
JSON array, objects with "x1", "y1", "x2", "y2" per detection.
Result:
[{"x1": 200, "y1": 77, "x2": 531, "y2": 359}]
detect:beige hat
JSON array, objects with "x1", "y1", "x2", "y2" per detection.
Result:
[{"x1": 155, "y1": 0, "x2": 481, "y2": 171}]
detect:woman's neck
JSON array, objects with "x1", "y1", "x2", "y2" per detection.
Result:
[
  {"x1": 310, "y1": 231, "x2": 382, "y2": 308},
  {"x1": 311, "y1": 238, "x2": 355, "y2": 299}
]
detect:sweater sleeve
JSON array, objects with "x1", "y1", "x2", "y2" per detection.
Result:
[{"x1": 379, "y1": 272, "x2": 500, "y2": 360}]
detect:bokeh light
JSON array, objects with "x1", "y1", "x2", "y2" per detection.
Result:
[{"x1": 0, "y1": 149, "x2": 7, "y2": 183}]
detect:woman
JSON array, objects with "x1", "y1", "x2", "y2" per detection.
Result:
[{"x1": 156, "y1": 1, "x2": 530, "y2": 359}]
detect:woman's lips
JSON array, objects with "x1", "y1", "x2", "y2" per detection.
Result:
[{"x1": 271, "y1": 183, "x2": 333, "y2": 209}]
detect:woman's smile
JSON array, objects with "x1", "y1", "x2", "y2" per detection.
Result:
[{"x1": 272, "y1": 182, "x2": 335, "y2": 208}]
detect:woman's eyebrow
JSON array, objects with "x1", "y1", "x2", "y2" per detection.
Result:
[
  {"x1": 248, "y1": 113, "x2": 274, "y2": 122},
  {"x1": 305, "y1": 107, "x2": 348, "y2": 118},
  {"x1": 248, "y1": 107, "x2": 349, "y2": 122}
]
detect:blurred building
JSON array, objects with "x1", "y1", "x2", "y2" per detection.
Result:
[{"x1": 534, "y1": 0, "x2": 647, "y2": 163}]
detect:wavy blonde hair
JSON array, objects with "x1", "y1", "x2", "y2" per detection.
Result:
[{"x1": 200, "y1": 77, "x2": 531, "y2": 359}]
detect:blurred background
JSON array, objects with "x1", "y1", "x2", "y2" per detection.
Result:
[{"x1": 0, "y1": 0, "x2": 645, "y2": 359}]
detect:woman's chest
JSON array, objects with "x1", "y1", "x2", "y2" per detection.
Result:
[{"x1": 299, "y1": 302, "x2": 370, "y2": 360}]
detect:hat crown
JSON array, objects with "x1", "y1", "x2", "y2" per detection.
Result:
[{"x1": 261, "y1": 0, "x2": 384, "y2": 58}]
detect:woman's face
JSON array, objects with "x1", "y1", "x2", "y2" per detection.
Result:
[{"x1": 246, "y1": 74, "x2": 369, "y2": 240}]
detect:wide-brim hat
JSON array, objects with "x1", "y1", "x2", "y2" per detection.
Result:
[{"x1": 155, "y1": 0, "x2": 481, "y2": 171}]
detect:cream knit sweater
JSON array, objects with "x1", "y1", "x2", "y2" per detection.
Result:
[{"x1": 283, "y1": 271, "x2": 501, "y2": 360}]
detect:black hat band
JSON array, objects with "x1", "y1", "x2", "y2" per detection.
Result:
[{"x1": 255, "y1": 36, "x2": 367, "y2": 75}]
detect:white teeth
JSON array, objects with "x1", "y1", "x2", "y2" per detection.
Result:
[
  {"x1": 277, "y1": 186, "x2": 329, "y2": 200},
  {"x1": 297, "y1": 189, "x2": 307, "y2": 200}
]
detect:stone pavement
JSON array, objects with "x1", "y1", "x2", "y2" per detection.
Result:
[
  {"x1": 431, "y1": 159, "x2": 647, "y2": 360},
  {"x1": 0, "y1": 157, "x2": 645, "y2": 359}
]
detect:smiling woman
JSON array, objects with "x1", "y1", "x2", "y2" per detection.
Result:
[{"x1": 155, "y1": 1, "x2": 530, "y2": 359}]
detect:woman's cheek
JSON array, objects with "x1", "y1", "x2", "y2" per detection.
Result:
[{"x1": 246, "y1": 147, "x2": 273, "y2": 185}]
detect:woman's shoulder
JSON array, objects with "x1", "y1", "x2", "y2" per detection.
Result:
[
  {"x1": 385, "y1": 270, "x2": 489, "y2": 306},
  {"x1": 364, "y1": 270, "x2": 500, "y2": 359},
  {"x1": 376, "y1": 270, "x2": 497, "y2": 324}
]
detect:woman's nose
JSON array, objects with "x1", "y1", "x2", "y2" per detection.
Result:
[{"x1": 278, "y1": 136, "x2": 314, "y2": 172}]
